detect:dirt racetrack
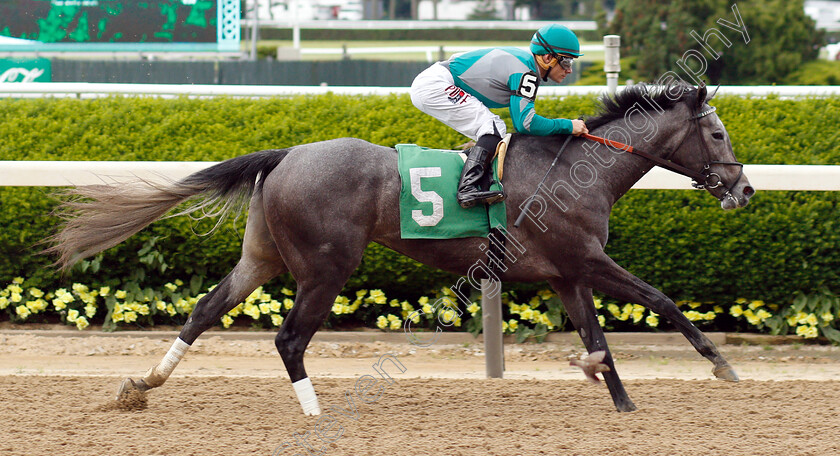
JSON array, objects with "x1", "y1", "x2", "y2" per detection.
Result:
[{"x1": 2, "y1": 329, "x2": 839, "y2": 456}]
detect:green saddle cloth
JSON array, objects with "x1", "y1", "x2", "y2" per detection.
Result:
[{"x1": 396, "y1": 144, "x2": 507, "y2": 239}]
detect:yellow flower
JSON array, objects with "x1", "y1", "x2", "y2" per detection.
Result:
[
  {"x1": 137, "y1": 304, "x2": 150, "y2": 316},
  {"x1": 467, "y1": 303, "x2": 480, "y2": 315},
  {"x1": 72, "y1": 283, "x2": 89, "y2": 294},
  {"x1": 221, "y1": 315, "x2": 234, "y2": 328},
  {"x1": 99, "y1": 286, "x2": 110, "y2": 297},
  {"x1": 507, "y1": 319, "x2": 519, "y2": 331},
  {"x1": 79, "y1": 292, "x2": 95, "y2": 305},
  {"x1": 418, "y1": 296, "x2": 429, "y2": 306},
  {"x1": 12, "y1": 277, "x2": 24, "y2": 284},
  {"x1": 421, "y1": 303, "x2": 434, "y2": 315},
  {"x1": 112, "y1": 311, "x2": 124, "y2": 323},
  {"x1": 356, "y1": 289, "x2": 368, "y2": 299},
  {"x1": 713, "y1": 305, "x2": 723, "y2": 314},
  {"x1": 529, "y1": 296, "x2": 541, "y2": 307},
  {"x1": 29, "y1": 288, "x2": 44, "y2": 298},
  {"x1": 439, "y1": 308, "x2": 457, "y2": 325},
  {"x1": 67, "y1": 309, "x2": 80, "y2": 322},
  {"x1": 155, "y1": 300, "x2": 166, "y2": 311},
  {"x1": 631, "y1": 304, "x2": 645, "y2": 323},
  {"x1": 75, "y1": 316, "x2": 89, "y2": 330},
  {"x1": 8, "y1": 284, "x2": 23, "y2": 294},
  {"x1": 115, "y1": 290, "x2": 127, "y2": 299},
  {"x1": 258, "y1": 303, "x2": 271, "y2": 315},
  {"x1": 592, "y1": 296, "x2": 603, "y2": 309},
  {"x1": 388, "y1": 317, "x2": 401, "y2": 331},
  {"x1": 598, "y1": 315, "x2": 606, "y2": 327},
  {"x1": 389, "y1": 299, "x2": 400, "y2": 308},
  {"x1": 743, "y1": 309, "x2": 760, "y2": 326},
  {"x1": 748, "y1": 300, "x2": 765, "y2": 310},
  {"x1": 243, "y1": 304, "x2": 260, "y2": 320},
  {"x1": 821, "y1": 312, "x2": 834, "y2": 323},
  {"x1": 608, "y1": 303, "x2": 621, "y2": 318},
  {"x1": 502, "y1": 321, "x2": 509, "y2": 332},
  {"x1": 756, "y1": 309, "x2": 772, "y2": 321},
  {"x1": 729, "y1": 305, "x2": 744, "y2": 317},
  {"x1": 805, "y1": 313, "x2": 819, "y2": 326},
  {"x1": 281, "y1": 287, "x2": 295, "y2": 296},
  {"x1": 10, "y1": 292, "x2": 22, "y2": 303},
  {"x1": 269, "y1": 300, "x2": 282, "y2": 313},
  {"x1": 283, "y1": 298, "x2": 295, "y2": 310},
  {"x1": 123, "y1": 311, "x2": 138, "y2": 323},
  {"x1": 688, "y1": 301, "x2": 702, "y2": 309},
  {"x1": 84, "y1": 304, "x2": 97, "y2": 318},
  {"x1": 735, "y1": 298, "x2": 747, "y2": 304},
  {"x1": 795, "y1": 325, "x2": 819, "y2": 339},
  {"x1": 15, "y1": 305, "x2": 31, "y2": 319},
  {"x1": 271, "y1": 314, "x2": 284, "y2": 327},
  {"x1": 702, "y1": 311, "x2": 716, "y2": 321},
  {"x1": 537, "y1": 289, "x2": 556, "y2": 300},
  {"x1": 164, "y1": 283, "x2": 178, "y2": 292},
  {"x1": 376, "y1": 315, "x2": 388, "y2": 330},
  {"x1": 368, "y1": 289, "x2": 386, "y2": 304},
  {"x1": 620, "y1": 304, "x2": 633, "y2": 321},
  {"x1": 646, "y1": 313, "x2": 659, "y2": 327},
  {"x1": 175, "y1": 279, "x2": 184, "y2": 286},
  {"x1": 0, "y1": 296, "x2": 8, "y2": 310},
  {"x1": 683, "y1": 310, "x2": 702, "y2": 321},
  {"x1": 166, "y1": 304, "x2": 176, "y2": 316},
  {"x1": 410, "y1": 312, "x2": 420, "y2": 324}
]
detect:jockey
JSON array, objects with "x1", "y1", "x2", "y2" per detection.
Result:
[{"x1": 410, "y1": 24, "x2": 589, "y2": 208}]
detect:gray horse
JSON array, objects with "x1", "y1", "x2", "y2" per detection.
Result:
[{"x1": 48, "y1": 83, "x2": 754, "y2": 414}]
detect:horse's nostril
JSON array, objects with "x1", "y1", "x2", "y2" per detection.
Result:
[{"x1": 743, "y1": 186, "x2": 755, "y2": 197}]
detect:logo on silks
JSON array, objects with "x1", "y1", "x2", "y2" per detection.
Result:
[
  {"x1": 0, "y1": 59, "x2": 51, "y2": 82},
  {"x1": 445, "y1": 85, "x2": 470, "y2": 105}
]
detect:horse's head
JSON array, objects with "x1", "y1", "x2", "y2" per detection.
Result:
[{"x1": 672, "y1": 85, "x2": 755, "y2": 209}]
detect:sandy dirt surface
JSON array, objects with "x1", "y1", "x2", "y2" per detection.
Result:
[{"x1": 2, "y1": 330, "x2": 839, "y2": 456}]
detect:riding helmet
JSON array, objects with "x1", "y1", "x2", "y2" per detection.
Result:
[{"x1": 530, "y1": 24, "x2": 583, "y2": 57}]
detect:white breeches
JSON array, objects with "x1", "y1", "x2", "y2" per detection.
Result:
[{"x1": 410, "y1": 62, "x2": 507, "y2": 141}]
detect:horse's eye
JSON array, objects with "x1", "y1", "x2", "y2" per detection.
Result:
[{"x1": 711, "y1": 131, "x2": 724, "y2": 140}]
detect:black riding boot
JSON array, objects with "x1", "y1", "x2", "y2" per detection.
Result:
[{"x1": 456, "y1": 145, "x2": 506, "y2": 208}]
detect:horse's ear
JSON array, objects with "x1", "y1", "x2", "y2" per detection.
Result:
[
  {"x1": 709, "y1": 84, "x2": 720, "y2": 101},
  {"x1": 696, "y1": 85, "x2": 707, "y2": 107}
]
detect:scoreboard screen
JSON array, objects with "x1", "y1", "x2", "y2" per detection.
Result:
[{"x1": 0, "y1": 0, "x2": 239, "y2": 51}]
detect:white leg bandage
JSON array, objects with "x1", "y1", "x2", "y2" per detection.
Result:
[
  {"x1": 143, "y1": 338, "x2": 190, "y2": 388},
  {"x1": 292, "y1": 377, "x2": 322, "y2": 416}
]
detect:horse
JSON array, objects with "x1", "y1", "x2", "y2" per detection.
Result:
[{"x1": 47, "y1": 82, "x2": 754, "y2": 414}]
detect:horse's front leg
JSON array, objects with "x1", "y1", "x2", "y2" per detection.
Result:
[
  {"x1": 548, "y1": 279, "x2": 637, "y2": 412},
  {"x1": 581, "y1": 254, "x2": 739, "y2": 382}
]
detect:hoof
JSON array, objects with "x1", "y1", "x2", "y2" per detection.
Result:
[
  {"x1": 116, "y1": 377, "x2": 149, "y2": 400},
  {"x1": 617, "y1": 401, "x2": 637, "y2": 413},
  {"x1": 713, "y1": 365, "x2": 740, "y2": 382}
]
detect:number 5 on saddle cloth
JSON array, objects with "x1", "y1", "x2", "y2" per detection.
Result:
[{"x1": 396, "y1": 138, "x2": 508, "y2": 240}]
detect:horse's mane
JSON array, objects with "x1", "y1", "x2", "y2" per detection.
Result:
[{"x1": 586, "y1": 82, "x2": 697, "y2": 130}]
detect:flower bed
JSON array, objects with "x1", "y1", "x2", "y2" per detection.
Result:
[{"x1": 3, "y1": 277, "x2": 838, "y2": 344}]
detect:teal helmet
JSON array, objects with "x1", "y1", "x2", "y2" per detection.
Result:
[{"x1": 529, "y1": 24, "x2": 583, "y2": 57}]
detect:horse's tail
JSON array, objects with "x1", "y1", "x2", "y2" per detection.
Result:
[{"x1": 47, "y1": 149, "x2": 290, "y2": 270}]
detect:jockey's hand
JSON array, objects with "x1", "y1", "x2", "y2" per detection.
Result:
[{"x1": 571, "y1": 119, "x2": 589, "y2": 136}]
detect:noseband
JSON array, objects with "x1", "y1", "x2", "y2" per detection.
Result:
[
  {"x1": 582, "y1": 104, "x2": 745, "y2": 204},
  {"x1": 673, "y1": 106, "x2": 745, "y2": 201}
]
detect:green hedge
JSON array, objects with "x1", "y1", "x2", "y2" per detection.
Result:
[{"x1": 0, "y1": 94, "x2": 838, "y2": 311}]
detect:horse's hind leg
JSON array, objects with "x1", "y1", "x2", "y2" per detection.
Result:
[
  {"x1": 270, "y1": 232, "x2": 371, "y2": 416},
  {"x1": 118, "y1": 192, "x2": 286, "y2": 397},
  {"x1": 549, "y1": 279, "x2": 637, "y2": 412}
]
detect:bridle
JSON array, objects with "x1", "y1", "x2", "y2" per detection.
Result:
[{"x1": 582, "y1": 103, "x2": 745, "y2": 204}]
